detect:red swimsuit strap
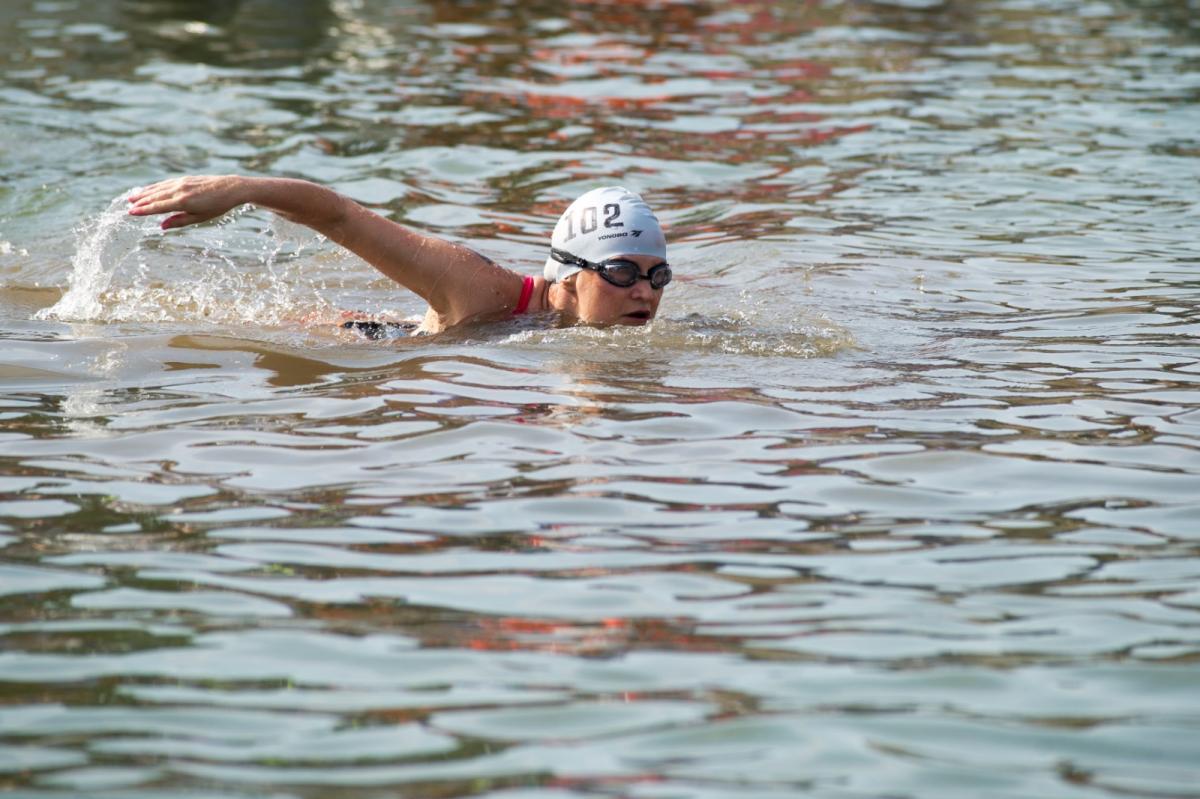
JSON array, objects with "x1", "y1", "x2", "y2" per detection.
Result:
[{"x1": 513, "y1": 274, "x2": 534, "y2": 315}]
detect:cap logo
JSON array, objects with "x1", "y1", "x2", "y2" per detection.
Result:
[{"x1": 631, "y1": 230, "x2": 642, "y2": 237}]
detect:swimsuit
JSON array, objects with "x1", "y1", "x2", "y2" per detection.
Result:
[
  {"x1": 341, "y1": 319, "x2": 417, "y2": 339},
  {"x1": 343, "y1": 275, "x2": 535, "y2": 339},
  {"x1": 514, "y1": 274, "x2": 534, "y2": 315}
]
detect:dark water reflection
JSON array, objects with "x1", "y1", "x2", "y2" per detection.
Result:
[
  {"x1": 3, "y1": 0, "x2": 1200, "y2": 797},
  {"x1": 119, "y1": 0, "x2": 338, "y2": 68}
]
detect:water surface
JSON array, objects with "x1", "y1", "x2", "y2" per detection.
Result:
[{"x1": 2, "y1": 1, "x2": 1199, "y2": 797}]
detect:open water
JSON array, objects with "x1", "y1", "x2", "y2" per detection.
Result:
[{"x1": 2, "y1": 1, "x2": 1199, "y2": 797}]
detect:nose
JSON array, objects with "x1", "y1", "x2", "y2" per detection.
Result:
[{"x1": 628, "y1": 277, "x2": 653, "y2": 301}]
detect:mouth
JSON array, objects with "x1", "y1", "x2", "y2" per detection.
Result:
[{"x1": 621, "y1": 310, "x2": 652, "y2": 324}]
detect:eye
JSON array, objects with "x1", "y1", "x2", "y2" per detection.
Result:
[
  {"x1": 605, "y1": 260, "x2": 639, "y2": 272},
  {"x1": 649, "y1": 264, "x2": 672, "y2": 289},
  {"x1": 601, "y1": 262, "x2": 640, "y2": 284}
]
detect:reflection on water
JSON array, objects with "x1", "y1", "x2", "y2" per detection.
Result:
[
  {"x1": 119, "y1": 0, "x2": 337, "y2": 67},
  {"x1": 3, "y1": 0, "x2": 1200, "y2": 797}
]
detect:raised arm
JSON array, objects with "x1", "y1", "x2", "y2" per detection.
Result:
[{"x1": 127, "y1": 175, "x2": 523, "y2": 328}]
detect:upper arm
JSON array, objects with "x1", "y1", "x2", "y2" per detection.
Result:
[{"x1": 328, "y1": 202, "x2": 523, "y2": 327}]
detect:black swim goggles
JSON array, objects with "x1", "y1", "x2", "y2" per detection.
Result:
[{"x1": 551, "y1": 248, "x2": 672, "y2": 290}]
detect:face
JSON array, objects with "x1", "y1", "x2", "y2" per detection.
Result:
[{"x1": 569, "y1": 254, "x2": 666, "y2": 326}]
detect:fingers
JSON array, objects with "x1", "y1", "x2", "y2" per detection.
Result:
[
  {"x1": 126, "y1": 176, "x2": 208, "y2": 215},
  {"x1": 127, "y1": 178, "x2": 184, "y2": 206},
  {"x1": 127, "y1": 177, "x2": 213, "y2": 227},
  {"x1": 127, "y1": 191, "x2": 201, "y2": 216},
  {"x1": 127, "y1": 185, "x2": 160, "y2": 204},
  {"x1": 127, "y1": 197, "x2": 178, "y2": 217},
  {"x1": 161, "y1": 212, "x2": 199, "y2": 230},
  {"x1": 125, "y1": 175, "x2": 239, "y2": 231},
  {"x1": 127, "y1": 186, "x2": 182, "y2": 217},
  {"x1": 126, "y1": 185, "x2": 154, "y2": 204}
]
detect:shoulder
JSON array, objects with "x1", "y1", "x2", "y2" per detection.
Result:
[{"x1": 427, "y1": 265, "x2": 541, "y2": 330}]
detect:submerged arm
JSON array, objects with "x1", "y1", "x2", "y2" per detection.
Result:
[{"x1": 127, "y1": 175, "x2": 520, "y2": 326}]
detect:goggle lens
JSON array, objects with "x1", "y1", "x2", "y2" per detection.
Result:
[
  {"x1": 597, "y1": 259, "x2": 672, "y2": 290},
  {"x1": 551, "y1": 248, "x2": 671, "y2": 290}
]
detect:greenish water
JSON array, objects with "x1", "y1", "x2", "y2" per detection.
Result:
[{"x1": 2, "y1": 1, "x2": 1199, "y2": 797}]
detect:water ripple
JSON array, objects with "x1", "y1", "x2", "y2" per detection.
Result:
[{"x1": 4, "y1": 0, "x2": 1200, "y2": 797}]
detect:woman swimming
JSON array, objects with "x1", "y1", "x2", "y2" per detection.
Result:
[{"x1": 127, "y1": 177, "x2": 670, "y2": 334}]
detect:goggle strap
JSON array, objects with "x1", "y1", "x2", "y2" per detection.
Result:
[{"x1": 552, "y1": 248, "x2": 671, "y2": 289}]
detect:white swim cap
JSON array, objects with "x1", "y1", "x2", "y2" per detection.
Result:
[{"x1": 543, "y1": 186, "x2": 667, "y2": 283}]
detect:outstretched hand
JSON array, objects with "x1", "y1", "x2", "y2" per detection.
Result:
[{"x1": 127, "y1": 175, "x2": 246, "y2": 230}]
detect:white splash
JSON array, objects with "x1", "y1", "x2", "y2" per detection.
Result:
[
  {"x1": 36, "y1": 190, "x2": 160, "y2": 322},
  {"x1": 35, "y1": 190, "x2": 341, "y2": 326},
  {"x1": 501, "y1": 310, "x2": 856, "y2": 359}
]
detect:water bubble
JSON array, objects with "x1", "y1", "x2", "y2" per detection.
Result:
[
  {"x1": 35, "y1": 190, "x2": 161, "y2": 322},
  {"x1": 502, "y1": 311, "x2": 855, "y2": 358}
]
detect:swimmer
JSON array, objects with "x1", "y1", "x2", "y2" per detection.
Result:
[{"x1": 126, "y1": 177, "x2": 670, "y2": 334}]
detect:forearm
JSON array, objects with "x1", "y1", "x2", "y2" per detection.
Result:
[
  {"x1": 244, "y1": 178, "x2": 515, "y2": 320},
  {"x1": 232, "y1": 179, "x2": 454, "y2": 279},
  {"x1": 231, "y1": 177, "x2": 350, "y2": 236},
  {"x1": 129, "y1": 174, "x2": 348, "y2": 235},
  {"x1": 130, "y1": 174, "x2": 522, "y2": 326}
]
